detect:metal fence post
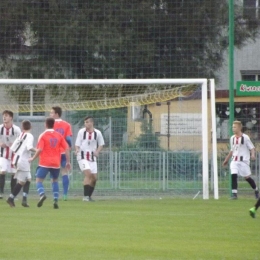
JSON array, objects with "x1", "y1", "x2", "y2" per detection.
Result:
[
  {"x1": 114, "y1": 152, "x2": 118, "y2": 189},
  {"x1": 257, "y1": 152, "x2": 259, "y2": 189},
  {"x1": 109, "y1": 117, "x2": 113, "y2": 186},
  {"x1": 70, "y1": 150, "x2": 74, "y2": 189},
  {"x1": 162, "y1": 152, "x2": 166, "y2": 191}
]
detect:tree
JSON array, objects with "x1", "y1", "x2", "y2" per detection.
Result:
[
  {"x1": 134, "y1": 118, "x2": 161, "y2": 151},
  {"x1": 0, "y1": 0, "x2": 258, "y2": 81}
]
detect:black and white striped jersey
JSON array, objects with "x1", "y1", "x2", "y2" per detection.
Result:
[
  {"x1": 230, "y1": 133, "x2": 254, "y2": 164},
  {"x1": 75, "y1": 128, "x2": 105, "y2": 162},
  {"x1": 10, "y1": 132, "x2": 34, "y2": 171},
  {"x1": 0, "y1": 124, "x2": 21, "y2": 160}
]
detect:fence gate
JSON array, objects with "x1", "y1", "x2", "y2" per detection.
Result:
[{"x1": 118, "y1": 151, "x2": 162, "y2": 189}]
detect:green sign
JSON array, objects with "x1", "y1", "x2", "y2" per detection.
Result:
[{"x1": 236, "y1": 81, "x2": 260, "y2": 96}]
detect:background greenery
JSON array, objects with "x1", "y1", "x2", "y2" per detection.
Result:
[{"x1": 0, "y1": 1, "x2": 258, "y2": 81}]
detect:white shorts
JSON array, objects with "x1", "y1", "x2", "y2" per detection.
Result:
[
  {"x1": 14, "y1": 170, "x2": 32, "y2": 183},
  {"x1": 230, "y1": 161, "x2": 251, "y2": 177},
  {"x1": 78, "y1": 159, "x2": 98, "y2": 174},
  {"x1": 0, "y1": 157, "x2": 16, "y2": 174},
  {"x1": 16, "y1": 161, "x2": 30, "y2": 172}
]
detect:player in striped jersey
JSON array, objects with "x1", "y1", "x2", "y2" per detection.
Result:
[
  {"x1": 6, "y1": 120, "x2": 36, "y2": 207},
  {"x1": 50, "y1": 106, "x2": 72, "y2": 201},
  {"x1": 0, "y1": 110, "x2": 21, "y2": 199},
  {"x1": 222, "y1": 121, "x2": 259, "y2": 200},
  {"x1": 75, "y1": 116, "x2": 105, "y2": 202}
]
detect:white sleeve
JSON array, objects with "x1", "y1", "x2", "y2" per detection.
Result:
[
  {"x1": 26, "y1": 134, "x2": 34, "y2": 151},
  {"x1": 75, "y1": 130, "x2": 83, "y2": 147},
  {"x1": 97, "y1": 131, "x2": 105, "y2": 147}
]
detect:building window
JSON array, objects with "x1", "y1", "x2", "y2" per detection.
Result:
[
  {"x1": 241, "y1": 74, "x2": 259, "y2": 81},
  {"x1": 244, "y1": 0, "x2": 260, "y2": 19},
  {"x1": 241, "y1": 70, "x2": 260, "y2": 81}
]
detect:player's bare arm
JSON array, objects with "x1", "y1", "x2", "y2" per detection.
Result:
[
  {"x1": 250, "y1": 148, "x2": 256, "y2": 161},
  {"x1": 28, "y1": 148, "x2": 42, "y2": 163},
  {"x1": 222, "y1": 151, "x2": 233, "y2": 167},
  {"x1": 94, "y1": 145, "x2": 104, "y2": 157},
  {"x1": 29, "y1": 147, "x2": 37, "y2": 153},
  {"x1": 75, "y1": 145, "x2": 80, "y2": 155},
  {"x1": 0, "y1": 138, "x2": 11, "y2": 148},
  {"x1": 0, "y1": 142, "x2": 7, "y2": 148},
  {"x1": 65, "y1": 148, "x2": 71, "y2": 170}
]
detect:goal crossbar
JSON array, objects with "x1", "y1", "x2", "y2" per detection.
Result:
[{"x1": 0, "y1": 78, "x2": 207, "y2": 85}]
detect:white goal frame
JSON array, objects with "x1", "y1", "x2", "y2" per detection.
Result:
[{"x1": 0, "y1": 78, "x2": 217, "y2": 199}]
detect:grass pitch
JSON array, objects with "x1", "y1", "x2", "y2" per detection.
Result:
[{"x1": 0, "y1": 196, "x2": 259, "y2": 260}]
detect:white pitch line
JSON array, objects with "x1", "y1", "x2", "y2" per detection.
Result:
[{"x1": 193, "y1": 191, "x2": 201, "y2": 200}]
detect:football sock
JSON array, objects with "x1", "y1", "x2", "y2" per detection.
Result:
[
  {"x1": 36, "y1": 182, "x2": 45, "y2": 196},
  {"x1": 0, "y1": 174, "x2": 5, "y2": 193},
  {"x1": 84, "y1": 185, "x2": 88, "y2": 196},
  {"x1": 255, "y1": 198, "x2": 260, "y2": 210},
  {"x1": 84, "y1": 185, "x2": 92, "y2": 197},
  {"x1": 12, "y1": 183, "x2": 23, "y2": 197},
  {"x1": 89, "y1": 186, "x2": 95, "y2": 197},
  {"x1": 10, "y1": 175, "x2": 17, "y2": 193},
  {"x1": 62, "y1": 175, "x2": 69, "y2": 195},
  {"x1": 231, "y1": 174, "x2": 238, "y2": 194},
  {"x1": 52, "y1": 182, "x2": 59, "y2": 200},
  {"x1": 246, "y1": 177, "x2": 257, "y2": 190},
  {"x1": 23, "y1": 181, "x2": 30, "y2": 197}
]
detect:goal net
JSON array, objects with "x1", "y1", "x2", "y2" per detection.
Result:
[
  {"x1": 0, "y1": 78, "x2": 212, "y2": 199},
  {"x1": 2, "y1": 79, "x2": 197, "y2": 112}
]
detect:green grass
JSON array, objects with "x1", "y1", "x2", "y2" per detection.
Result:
[{"x1": 0, "y1": 197, "x2": 259, "y2": 260}]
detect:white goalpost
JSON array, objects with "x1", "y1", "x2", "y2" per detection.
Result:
[
  {"x1": 0, "y1": 78, "x2": 218, "y2": 199},
  {"x1": 210, "y1": 79, "x2": 219, "y2": 200}
]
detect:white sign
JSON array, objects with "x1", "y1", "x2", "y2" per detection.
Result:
[{"x1": 161, "y1": 113, "x2": 202, "y2": 136}]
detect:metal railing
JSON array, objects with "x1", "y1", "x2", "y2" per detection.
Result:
[{"x1": 25, "y1": 150, "x2": 260, "y2": 196}]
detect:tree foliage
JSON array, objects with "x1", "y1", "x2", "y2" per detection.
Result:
[
  {"x1": 134, "y1": 118, "x2": 161, "y2": 151},
  {"x1": 0, "y1": 0, "x2": 258, "y2": 80}
]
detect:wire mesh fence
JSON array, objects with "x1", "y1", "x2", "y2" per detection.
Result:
[{"x1": 6, "y1": 149, "x2": 258, "y2": 198}]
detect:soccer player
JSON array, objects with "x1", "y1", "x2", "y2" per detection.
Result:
[
  {"x1": 29, "y1": 117, "x2": 71, "y2": 209},
  {"x1": 75, "y1": 116, "x2": 105, "y2": 202},
  {"x1": 0, "y1": 110, "x2": 21, "y2": 198},
  {"x1": 50, "y1": 106, "x2": 72, "y2": 201},
  {"x1": 249, "y1": 198, "x2": 260, "y2": 218},
  {"x1": 222, "y1": 121, "x2": 259, "y2": 200},
  {"x1": 6, "y1": 120, "x2": 36, "y2": 207}
]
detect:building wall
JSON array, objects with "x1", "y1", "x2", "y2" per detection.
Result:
[
  {"x1": 127, "y1": 99, "x2": 212, "y2": 152},
  {"x1": 216, "y1": 35, "x2": 260, "y2": 89},
  {"x1": 127, "y1": 94, "x2": 260, "y2": 154}
]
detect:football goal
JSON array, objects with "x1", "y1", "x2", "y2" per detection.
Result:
[{"x1": 0, "y1": 78, "x2": 217, "y2": 199}]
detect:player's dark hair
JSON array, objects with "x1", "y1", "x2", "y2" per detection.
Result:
[
  {"x1": 22, "y1": 120, "x2": 31, "y2": 131},
  {"x1": 84, "y1": 116, "x2": 94, "y2": 123},
  {"x1": 2, "y1": 110, "x2": 13, "y2": 118},
  {"x1": 52, "y1": 106, "x2": 62, "y2": 117},
  {"x1": 45, "y1": 117, "x2": 55, "y2": 129}
]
